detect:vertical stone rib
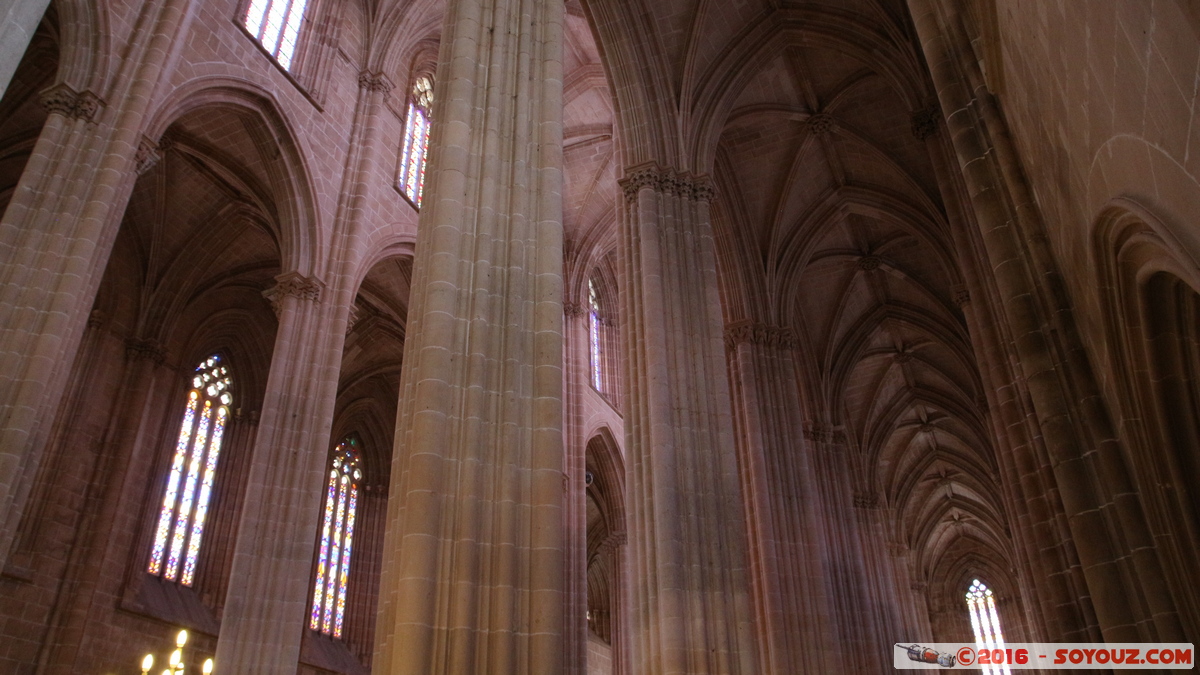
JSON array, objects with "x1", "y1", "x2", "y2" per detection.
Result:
[
  {"x1": 373, "y1": 0, "x2": 564, "y2": 672},
  {"x1": 909, "y1": 0, "x2": 1184, "y2": 642},
  {"x1": 619, "y1": 165, "x2": 759, "y2": 674},
  {"x1": 562, "y1": 307, "x2": 588, "y2": 675}
]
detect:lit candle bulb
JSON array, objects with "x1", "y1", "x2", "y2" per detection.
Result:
[
  {"x1": 169, "y1": 649, "x2": 181, "y2": 668},
  {"x1": 141, "y1": 654, "x2": 155, "y2": 674},
  {"x1": 176, "y1": 630, "x2": 189, "y2": 648},
  {"x1": 202, "y1": 658, "x2": 214, "y2": 674}
]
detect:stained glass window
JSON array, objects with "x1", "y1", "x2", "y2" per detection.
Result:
[
  {"x1": 310, "y1": 437, "x2": 362, "y2": 638},
  {"x1": 589, "y1": 279, "x2": 604, "y2": 391},
  {"x1": 398, "y1": 76, "x2": 434, "y2": 207},
  {"x1": 966, "y1": 579, "x2": 1012, "y2": 675},
  {"x1": 243, "y1": 0, "x2": 309, "y2": 70},
  {"x1": 148, "y1": 355, "x2": 232, "y2": 587}
]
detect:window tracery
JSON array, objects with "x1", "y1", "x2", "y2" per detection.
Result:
[
  {"x1": 398, "y1": 76, "x2": 434, "y2": 207},
  {"x1": 966, "y1": 578, "x2": 1011, "y2": 675},
  {"x1": 243, "y1": 0, "x2": 309, "y2": 70},
  {"x1": 310, "y1": 437, "x2": 362, "y2": 638},
  {"x1": 147, "y1": 355, "x2": 232, "y2": 587}
]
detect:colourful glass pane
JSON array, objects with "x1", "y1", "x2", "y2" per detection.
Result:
[
  {"x1": 334, "y1": 484, "x2": 357, "y2": 637},
  {"x1": 415, "y1": 120, "x2": 430, "y2": 206},
  {"x1": 400, "y1": 82, "x2": 432, "y2": 207},
  {"x1": 589, "y1": 280, "x2": 603, "y2": 391},
  {"x1": 243, "y1": 0, "x2": 309, "y2": 70},
  {"x1": 311, "y1": 469, "x2": 338, "y2": 630},
  {"x1": 181, "y1": 406, "x2": 227, "y2": 586},
  {"x1": 966, "y1": 580, "x2": 1010, "y2": 675},
  {"x1": 312, "y1": 439, "x2": 362, "y2": 637},
  {"x1": 149, "y1": 391, "x2": 198, "y2": 575},
  {"x1": 260, "y1": 0, "x2": 288, "y2": 52},
  {"x1": 399, "y1": 103, "x2": 416, "y2": 195},
  {"x1": 149, "y1": 356, "x2": 233, "y2": 587},
  {"x1": 244, "y1": 0, "x2": 270, "y2": 37},
  {"x1": 403, "y1": 112, "x2": 428, "y2": 201},
  {"x1": 277, "y1": 0, "x2": 306, "y2": 69},
  {"x1": 322, "y1": 477, "x2": 348, "y2": 633},
  {"x1": 166, "y1": 400, "x2": 211, "y2": 580}
]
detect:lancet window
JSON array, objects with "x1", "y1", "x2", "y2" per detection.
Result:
[
  {"x1": 398, "y1": 76, "x2": 434, "y2": 207},
  {"x1": 147, "y1": 355, "x2": 232, "y2": 587},
  {"x1": 966, "y1": 579, "x2": 1011, "y2": 675},
  {"x1": 589, "y1": 278, "x2": 604, "y2": 391},
  {"x1": 310, "y1": 437, "x2": 363, "y2": 638},
  {"x1": 243, "y1": 0, "x2": 309, "y2": 70}
]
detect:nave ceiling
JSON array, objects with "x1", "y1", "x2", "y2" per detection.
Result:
[{"x1": 557, "y1": 0, "x2": 1015, "y2": 594}]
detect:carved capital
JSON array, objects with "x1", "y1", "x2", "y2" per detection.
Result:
[
  {"x1": 135, "y1": 136, "x2": 163, "y2": 175},
  {"x1": 803, "y1": 422, "x2": 843, "y2": 445},
  {"x1": 619, "y1": 164, "x2": 663, "y2": 201},
  {"x1": 74, "y1": 92, "x2": 102, "y2": 121},
  {"x1": 853, "y1": 491, "x2": 880, "y2": 509},
  {"x1": 39, "y1": 83, "x2": 103, "y2": 121},
  {"x1": 563, "y1": 302, "x2": 587, "y2": 319},
  {"x1": 346, "y1": 302, "x2": 363, "y2": 334},
  {"x1": 619, "y1": 163, "x2": 716, "y2": 204},
  {"x1": 125, "y1": 338, "x2": 166, "y2": 364},
  {"x1": 263, "y1": 272, "x2": 324, "y2": 317},
  {"x1": 599, "y1": 531, "x2": 627, "y2": 552},
  {"x1": 951, "y1": 284, "x2": 970, "y2": 307},
  {"x1": 39, "y1": 84, "x2": 76, "y2": 116},
  {"x1": 807, "y1": 113, "x2": 836, "y2": 136},
  {"x1": 911, "y1": 106, "x2": 940, "y2": 141},
  {"x1": 887, "y1": 541, "x2": 909, "y2": 557},
  {"x1": 87, "y1": 309, "x2": 108, "y2": 329},
  {"x1": 358, "y1": 70, "x2": 394, "y2": 94},
  {"x1": 724, "y1": 320, "x2": 799, "y2": 350}
]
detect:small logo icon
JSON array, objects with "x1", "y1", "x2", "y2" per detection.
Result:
[{"x1": 905, "y1": 644, "x2": 958, "y2": 668}]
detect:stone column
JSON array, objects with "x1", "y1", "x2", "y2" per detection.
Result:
[
  {"x1": 807, "y1": 428, "x2": 891, "y2": 673},
  {"x1": 213, "y1": 272, "x2": 345, "y2": 673},
  {"x1": 617, "y1": 164, "x2": 759, "y2": 674},
  {"x1": 563, "y1": 301, "x2": 589, "y2": 675},
  {"x1": 0, "y1": 0, "x2": 198, "y2": 568},
  {"x1": 908, "y1": 0, "x2": 1185, "y2": 642},
  {"x1": 724, "y1": 321, "x2": 836, "y2": 674},
  {"x1": 371, "y1": 0, "x2": 565, "y2": 671},
  {"x1": 917, "y1": 110, "x2": 1094, "y2": 642},
  {"x1": 0, "y1": 0, "x2": 52, "y2": 100},
  {"x1": 206, "y1": 59, "x2": 394, "y2": 673}
]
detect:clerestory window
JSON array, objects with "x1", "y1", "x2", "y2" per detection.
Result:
[
  {"x1": 965, "y1": 578, "x2": 1011, "y2": 675},
  {"x1": 398, "y1": 76, "x2": 434, "y2": 207},
  {"x1": 589, "y1": 278, "x2": 604, "y2": 392},
  {"x1": 147, "y1": 355, "x2": 232, "y2": 587},
  {"x1": 310, "y1": 437, "x2": 363, "y2": 638},
  {"x1": 243, "y1": 0, "x2": 310, "y2": 70}
]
